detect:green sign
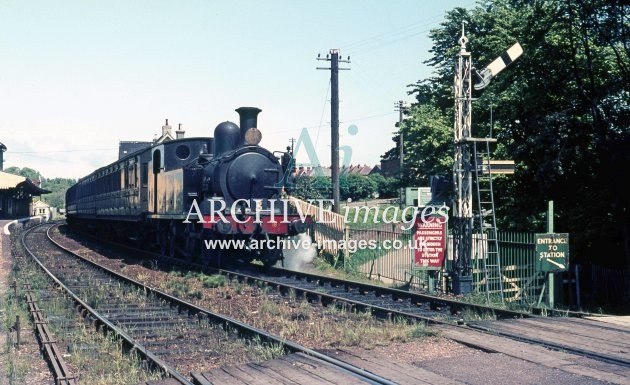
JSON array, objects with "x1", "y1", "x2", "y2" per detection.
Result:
[{"x1": 535, "y1": 233, "x2": 569, "y2": 272}]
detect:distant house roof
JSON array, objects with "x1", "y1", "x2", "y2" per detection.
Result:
[
  {"x1": 32, "y1": 200, "x2": 50, "y2": 209},
  {"x1": 154, "y1": 119, "x2": 175, "y2": 144},
  {"x1": 380, "y1": 158, "x2": 400, "y2": 177},
  {"x1": 118, "y1": 119, "x2": 185, "y2": 159},
  {"x1": 0, "y1": 171, "x2": 50, "y2": 195},
  {"x1": 118, "y1": 141, "x2": 152, "y2": 159}
]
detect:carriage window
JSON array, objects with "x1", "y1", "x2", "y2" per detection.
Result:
[
  {"x1": 153, "y1": 150, "x2": 161, "y2": 173},
  {"x1": 141, "y1": 163, "x2": 148, "y2": 187},
  {"x1": 175, "y1": 144, "x2": 191, "y2": 160}
]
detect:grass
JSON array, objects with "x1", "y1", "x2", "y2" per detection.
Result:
[
  {"x1": 346, "y1": 241, "x2": 389, "y2": 269},
  {"x1": 251, "y1": 295, "x2": 438, "y2": 349},
  {"x1": 66, "y1": 324, "x2": 164, "y2": 385},
  {"x1": 7, "y1": 231, "x2": 166, "y2": 385},
  {"x1": 460, "y1": 308, "x2": 497, "y2": 322},
  {"x1": 408, "y1": 322, "x2": 439, "y2": 338},
  {"x1": 200, "y1": 274, "x2": 226, "y2": 288},
  {"x1": 149, "y1": 264, "x2": 440, "y2": 351},
  {"x1": 1, "y1": 293, "x2": 31, "y2": 384},
  {"x1": 247, "y1": 336, "x2": 285, "y2": 361},
  {"x1": 312, "y1": 253, "x2": 387, "y2": 287}
]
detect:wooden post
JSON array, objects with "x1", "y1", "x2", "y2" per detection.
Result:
[
  {"x1": 15, "y1": 316, "x2": 20, "y2": 349},
  {"x1": 547, "y1": 201, "x2": 555, "y2": 308},
  {"x1": 344, "y1": 226, "x2": 350, "y2": 271}
]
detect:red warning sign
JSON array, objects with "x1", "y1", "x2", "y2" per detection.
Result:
[{"x1": 413, "y1": 216, "x2": 446, "y2": 270}]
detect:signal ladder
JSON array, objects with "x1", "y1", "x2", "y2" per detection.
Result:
[{"x1": 472, "y1": 138, "x2": 504, "y2": 303}]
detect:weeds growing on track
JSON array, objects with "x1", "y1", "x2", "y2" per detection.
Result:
[
  {"x1": 149, "y1": 266, "x2": 439, "y2": 350},
  {"x1": 66, "y1": 324, "x2": 163, "y2": 385},
  {"x1": 242, "y1": 290, "x2": 438, "y2": 349},
  {"x1": 1, "y1": 293, "x2": 31, "y2": 384},
  {"x1": 9, "y1": 229, "x2": 165, "y2": 385},
  {"x1": 200, "y1": 274, "x2": 226, "y2": 288}
]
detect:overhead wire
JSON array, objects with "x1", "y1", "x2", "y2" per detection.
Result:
[{"x1": 340, "y1": 2, "x2": 476, "y2": 56}]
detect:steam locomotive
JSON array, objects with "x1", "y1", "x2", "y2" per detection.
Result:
[{"x1": 65, "y1": 107, "x2": 309, "y2": 266}]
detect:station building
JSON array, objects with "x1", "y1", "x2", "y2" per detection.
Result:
[
  {"x1": 0, "y1": 170, "x2": 50, "y2": 219},
  {"x1": 31, "y1": 200, "x2": 51, "y2": 220}
]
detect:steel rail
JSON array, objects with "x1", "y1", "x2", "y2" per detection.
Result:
[
  {"x1": 221, "y1": 269, "x2": 460, "y2": 325},
  {"x1": 63, "y1": 224, "x2": 530, "y2": 322},
  {"x1": 41, "y1": 223, "x2": 399, "y2": 385},
  {"x1": 21, "y1": 224, "x2": 194, "y2": 385},
  {"x1": 263, "y1": 266, "x2": 532, "y2": 320},
  {"x1": 24, "y1": 284, "x2": 77, "y2": 384},
  {"x1": 55, "y1": 224, "x2": 629, "y2": 373}
]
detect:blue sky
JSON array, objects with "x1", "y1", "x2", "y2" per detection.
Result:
[{"x1": 0, "y1": 0, "x2": 473, "y2": 179}]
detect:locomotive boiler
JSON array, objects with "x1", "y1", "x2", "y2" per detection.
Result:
[{"x1": 65, "y1": 107, "x2": 309, "y2": 266}]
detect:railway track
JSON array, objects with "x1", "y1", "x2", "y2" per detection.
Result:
[
  {"x1": 235, "y1": 265, "x2": 531, "y2": 323},
  {"x1": 20, "y1": 222, "x2": 406, "y2": 385},
  {"x1": 62, "y1": 225, "x2": 529, "y2": 325},
  {"x1": 50, "y1": 223, "x2": 630, "y2": 374},
  {"x1": 222, "y1": 268, "x2": 629, "y2": 369}
]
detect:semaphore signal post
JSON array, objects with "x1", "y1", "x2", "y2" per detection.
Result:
[{"x1": 450, "y1": 25, "x2": 522, "y2": 297}]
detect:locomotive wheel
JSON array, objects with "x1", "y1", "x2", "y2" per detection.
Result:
[
  {"x1": 184, "y1": 223, "x2": 202, "y2": 262},
  {"x1": 168, "y1": 222, "x2": 176, "y2": 257},
  {"x1": 159, "y1": 222, "x2": 176, "y2": 258},
  {"x1": 261, "y1": 249, "x2": 283, "y2": 268},
  {"x1": 202, "y1": 246, "x2": 224, "y2": 268}
]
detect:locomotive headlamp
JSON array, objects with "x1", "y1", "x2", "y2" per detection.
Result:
[{"x1": 244, "y1": 127, "x2": 262, "y2": 146}]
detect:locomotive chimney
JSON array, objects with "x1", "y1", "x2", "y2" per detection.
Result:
[{"x1": 235, "y1": 107, "x2": 261, "y2": 144}]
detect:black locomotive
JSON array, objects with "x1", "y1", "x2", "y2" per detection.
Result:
[{"x1": 66, "y1": 107, "x2": 309, "y2": 266}]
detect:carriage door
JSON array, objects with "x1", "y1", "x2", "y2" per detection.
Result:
[
  {"x1": 141, "y1": 162, "x2": 148, "y2": 210},
  {"x1": 152, "y1": 149, "x2": 162, "y2": 213}
]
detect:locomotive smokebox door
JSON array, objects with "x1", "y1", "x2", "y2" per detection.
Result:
[{"x1": 218, "y1": 149, "x2": 282, "y2": 203}]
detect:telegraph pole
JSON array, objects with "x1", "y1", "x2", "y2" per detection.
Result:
[
  {"x1": 317, "y1": 49, "x2": 350, "y2": 213},
  {"x1": 395, "y1": 100, "x2": 406, "y2": 207}
]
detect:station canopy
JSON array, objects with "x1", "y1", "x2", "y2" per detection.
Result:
[{"x1": 0, "y1": 171, "x2": 50, "y2": 195}]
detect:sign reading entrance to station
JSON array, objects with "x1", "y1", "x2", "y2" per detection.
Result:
[
  {"x1": 535, "y1": 233, "x2": 569, "y2": 272},
  {"x1": 413, "y1": 216, "x2": 446, "y2": 270}
]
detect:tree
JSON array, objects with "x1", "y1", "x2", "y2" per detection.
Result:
[
  {"x1": 290, "y1": 175, "x2": 331, "y2": 200},
  {"x1": 368, "y1": 173, "x2": 398, "y2": 198},
  {"x1": 382, "y1": 104, "x2": 452, "y2": 186},
  {"x1": 41, "y1": 177, "x2": 77, "y2": 208},
  {"x1": 4, "y1": 166, "x2": 42, "y2": 182},
  {"x1": 3, "y1": 166, "x2": 75, "y2": 208},
  {"x1": 382, "y1": 0, "x2": 630, "y2": 278},
  {"x1": 339, "y1": 174, "x2": 377, "y2": 201}
]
